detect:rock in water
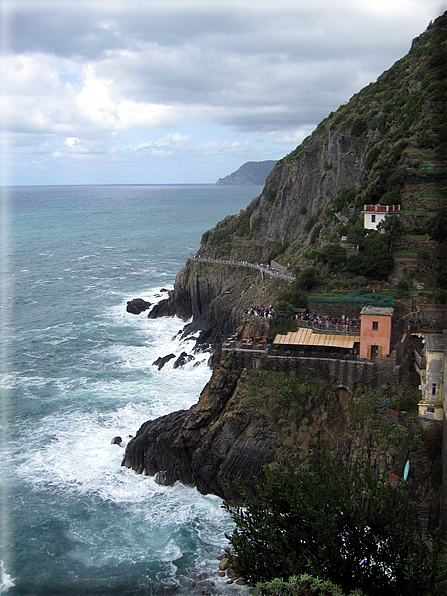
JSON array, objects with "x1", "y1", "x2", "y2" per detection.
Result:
[
  {"x1": 173, "y1": 352, "x2": 195, "y2": 369},
  {"x1": 152, "y1": 354, "x2": 176, "y2": 370},
  {"x1": 126, "y1": 298, "x2": 151, "y2": 315}
]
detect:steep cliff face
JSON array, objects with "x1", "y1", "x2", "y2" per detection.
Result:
[
  {"x1": 122, "y1": 352, "x2": 399, "y2": 501},
  {"x1": 197, "y1": 13, "x2": 446, "y2": 266},
  {"x1": 249, "y1": 128, "x2": 362, "y2": 255},
  {"x1": 199, "y1": 125, "x2": 363, "y2": 264},
  {"x1": 150, "y1": 13, "x2": 446, "y2": 343},
  {"x1": 149, "y1": 261, "x2": 282, "y2": 349}
]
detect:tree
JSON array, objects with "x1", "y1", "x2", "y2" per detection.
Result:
[
  {"x1": 348, "y1": 232, "x2": 394, "y2": 279},
  {"x1": 253, "y1": 575, "x2": 365, "y2": 596},
  {"x1": 319, "y1": 244, "x2": 347, "y2": 271},
  {"x1": 224, "y1": 446, "x2": 445, "y2": 596},
  {"x1": 297, "y1": 266, "x2": 317, "y2": 290},
  {"x1": 346, "y1": 224, "x2": 366, "y2": 246}
]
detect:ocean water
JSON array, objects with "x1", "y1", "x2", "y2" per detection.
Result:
[{"x1": 0, "y1": 184, "x2": 263, "y2": 596}]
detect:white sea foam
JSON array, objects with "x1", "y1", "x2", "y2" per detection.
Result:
[
  {"x1": 14, "y1": 294, "x2": 212, "y2": 500},
  {"x1": 0, "y1": 561, "x2": 15, "y2": 593}
]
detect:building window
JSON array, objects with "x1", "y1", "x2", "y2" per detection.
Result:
[
  {"x1": 372, "y1": 321, "x2": 378, "y2": 330},
  {"x1": 371, "y1": 214, "x2": 376, "y2": 223},
  {"x1": 432, "y1": 383, "x2": 437, "y2": 396}
]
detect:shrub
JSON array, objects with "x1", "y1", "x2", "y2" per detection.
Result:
[{"x1": 225, "y1": 445, "x2": 445, "y2": 595}]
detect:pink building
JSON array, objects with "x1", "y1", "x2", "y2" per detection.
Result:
[{"x1": 359, "y1": 306, "x2": 394, "y2": 359}]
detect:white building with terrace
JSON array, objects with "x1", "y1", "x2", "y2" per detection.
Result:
[{"x1": 362, "y1": 204, "x2": 401, "y2": 231}]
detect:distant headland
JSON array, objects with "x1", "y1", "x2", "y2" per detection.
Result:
[{"x1": 215, "y1": 160, "x2": 277, "y2": 185}]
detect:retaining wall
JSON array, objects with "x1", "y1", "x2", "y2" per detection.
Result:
[{"x1": 223, "y1": 349, "x2": 401, "y2": 393}]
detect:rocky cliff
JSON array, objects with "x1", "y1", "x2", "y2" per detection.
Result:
[
  {"x1": 148, "y1": 12, "x2": 446, "y2": 349},
  {"x1": 122, "y1": 352, "x2": 399, "y2": 501},
  {"x1": 124, "y1": 14, "x2": 446, "y2": 501},
  {"x1": 202, "y1": 126, "x2": 363, "y2": 265},
  {"x1": 148, "y1": 261, "x2": 282, "y2": 351}
]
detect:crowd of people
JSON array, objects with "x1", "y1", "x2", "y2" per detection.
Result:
[
  {"x1": 300, "y1": 312, "x2": 360, "y2": 332},
  {"x1": 245, "y1": 305, "x2": 275, "y2": 318},
  {"x1": 245, "y1": 307, "x2": 360, "y2": 332}
]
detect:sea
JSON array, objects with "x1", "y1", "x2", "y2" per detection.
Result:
[{"x1": 0, "y1": 184, "x2": 263, "y2": 596}]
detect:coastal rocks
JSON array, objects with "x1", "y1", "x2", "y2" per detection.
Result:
[
  {"x1": 122, "y1": 361, "x2": 278, "y2": 500},
  {"x1": 111, "y1": 436, "x2": 123, "y2": 445},
  {"x1": 149, "y1": 261, "x2": 279, "y2": 355},
  {"x1": 126, "y1": 298, "x2": 151, "y2": 314},
  {"x1": 152, "y1": 352, "x2": 195, "y2": 370},
  {"x1": 173, "y1": 352, "x2": 195, "y2": 369},
  {"x1": 122, "y1": 351, "x2": 398, "y2": 502},
  {"x1": 152, "y1": 354, "x2": 176, "y2": 370}
]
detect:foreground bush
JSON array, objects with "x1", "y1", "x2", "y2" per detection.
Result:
[{"x1": 224, "y1": 445, "x2": 446, "y2": 596}]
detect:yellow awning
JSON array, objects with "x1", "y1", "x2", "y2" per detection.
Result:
[{"x1": 273, "y1": 328, "x2": 357, "y2": 349}]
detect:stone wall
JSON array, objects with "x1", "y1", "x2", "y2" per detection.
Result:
[
  {"x1": 417, "y1": 304, "x2": 447, "y2": 329},
  {"x1": 224, "y1": 349, "x2": 401, "y2": 393}
]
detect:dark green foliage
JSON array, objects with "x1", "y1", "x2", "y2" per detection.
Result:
[
  {"x1": 409, "y1": 369, "x2": 421, "y2": 388},
  {"x1": 274, "y1": 300, "x2": 295, "y2": 320},
  {"x1": 269, "y1": 316, "x2": 297, "y2": 337},
  {"x1": 253, "y1": 575, "x2": 364, "y2": 596},
  {"x1": 426, "y1": 204, "x2": 447, "y2": 244},
  {"x1": 400, "y1": 376, "x2": 421, "y2": 412},
  {"x1": 352, "y1": 275, "x2": 368, "y2": 288},
  {"x1": 304, "y1": 214, "x2": 319, "y2": 233},
  {"x1": 346, "y1": 224, "x2": 366, "y2": 245},
  {"x1": 365, "y1": 145, "x2": 382, "y2": 170},
  {"x1": 269, "y1": 300, "x2": 299, "y2": 336},
  {"x1": 268, "y1": 241, "x2": 289, "y2": 263},
  {"x1": 251, "y1": 216, "x2": 263, "y2": 233},
  {"x1": 224, "y1": 446, "x2": 445, "y2": 595},
  {"x1": 276, "y1": 280, "x2": 307, "y2": 310},
  {"x1": 318, "y1": 244, "x2": 347, "y2": 271},
  {"x1": 379, "y1": 190, "x2": 401, "y2": 205},
  {"x1": 377, "y1": 215, "x2": 403, "y2": 249},
  {"x1": 296, "y1": 266, "x2": 317, "y2": 290},
  {"x1": 395, "y1": 279, "x2": 410, "y2": 299},
  {"x1": 326, "y1": 188, "x2": 358, "y2": 218},
  {"x1": 418, "y1": 248, "x2": 432, "y2": 261},
  {"x1": 310, "y1": 224, "x2": 322, "y2": 246},
  {"x1": 348, "y1": 231, "x2": 394, "y2": 279},
  {"x1": 350, "y1": 116, "x2": 368, "y2": 137}
]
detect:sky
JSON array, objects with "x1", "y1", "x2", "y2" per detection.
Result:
[{"x1": 1, "y1": 0, "x2": 445, "y2": 186}]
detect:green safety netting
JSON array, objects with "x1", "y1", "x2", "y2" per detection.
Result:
[{"x1": 307, "y1": 293, "x2": 394, "y2": 307}]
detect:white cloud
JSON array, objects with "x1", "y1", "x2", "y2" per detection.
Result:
[{"x1": 1, "y1": 0, "x2": 445, "y2": 183}]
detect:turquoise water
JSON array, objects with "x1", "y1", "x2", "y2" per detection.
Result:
[{"x1": 0, "y1": 185, "x2": 262, "y2": 595}]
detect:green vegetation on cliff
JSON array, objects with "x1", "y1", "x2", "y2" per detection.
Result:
[{"x1": 197, "y1": 12, "x2": 447, "y2": 298}]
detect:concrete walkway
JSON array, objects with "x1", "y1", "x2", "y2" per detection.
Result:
[{"x1": 190, "y1": 255, "x2": 295, "y2": 281}]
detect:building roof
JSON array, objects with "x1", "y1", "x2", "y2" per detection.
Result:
[
  {"x1": 360, "y1": 306, "x2": 394, "y2": 317},
  {"x1": 273, "y1": 328, "x2": 358, "y2": 349},
  {"x1": 425, "y1": 333, "x2": 447, "y2": 353}
]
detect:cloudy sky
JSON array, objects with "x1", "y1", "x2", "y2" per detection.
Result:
[{"x1": 1, "y1": 0, "x2": 445, "y2": 185}]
